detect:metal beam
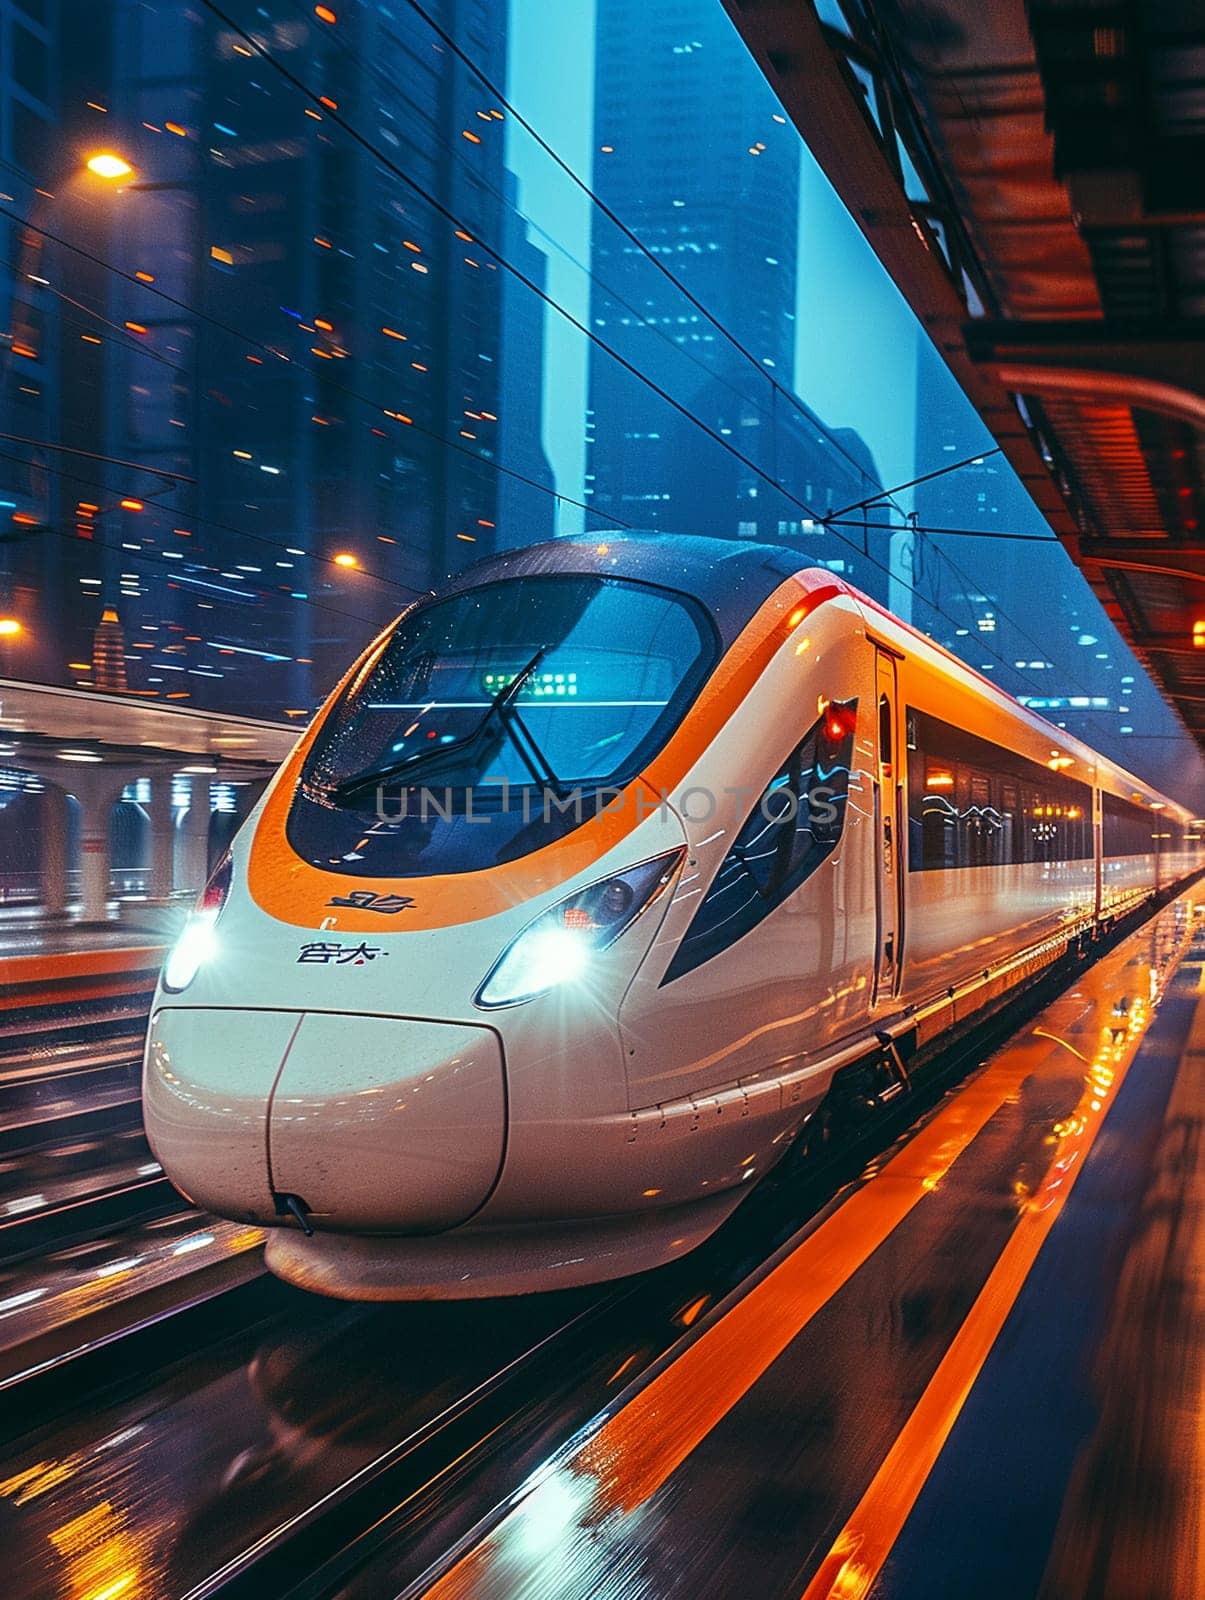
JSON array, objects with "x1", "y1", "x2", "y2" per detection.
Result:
[
  {"x1": 1133, "y1": 637, "x2": 1205, "y2": 658},
  {"x1": 966, "y1": 318, "x2": 1205, "y2": 410},
  {"x1": 1076, "y1": 544, "x2": 1205, "y2": 583}
]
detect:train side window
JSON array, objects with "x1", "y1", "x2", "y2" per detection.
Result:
[
  {"x1": 1102, "y1": 791, "x2": 1154, "y2": 856},
  {"x1": 1001, "y1": 783, "x2": 1017, "y2": 864},
  {"x1": 662, "y1": 700, "x2": 858, "y2": 983},
  {"x1": 907, "y1": 706, "x2": 1092, "y2": 871},
  {"x1": 968, "y1": 773, "x2": 995, "y2": 867}
]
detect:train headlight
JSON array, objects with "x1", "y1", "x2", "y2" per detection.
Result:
[
  {"x1": 162, "y1": 853, "x2": 232, "y2": 994},
  {"x1": 475, "y1": 847, "x2": 685, "y2": 1008}
]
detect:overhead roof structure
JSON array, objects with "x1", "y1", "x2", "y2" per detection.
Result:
[
  {"x1": 722, "y1": 0, "x2": 1205, "y2": 747},
  {"x1": 0, "y1": 679, "x2": 298, "y2": 774}
]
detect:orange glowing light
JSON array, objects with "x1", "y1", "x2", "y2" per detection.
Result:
[
  {"x1": 0, "y1": 618, "x2": 23, "y2": 637},
  {"x1": 86, "y1": 152, "x2": 134, "y2": 179},
  {"x1": 124, "y1": 321, "x2": 148, "y2": 335},
  {"x1": 120, "y1": 498, "x2": 144, "y2": 512},
  {"x1": 1194, "y1": 620, "x2": 1205, "y2": 648},
  {"x1": 333, "y1": 552, "x2": 358, "y2": 569},
  {"x1": 314, "y1": 4, "x2": 336, "y2": 21}
]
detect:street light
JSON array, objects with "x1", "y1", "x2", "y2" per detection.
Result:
[
  {"x1": 86, "y1": 152, "x2": 135, "y2": 181},
  {"x1": 333, "y1": 552, "x2": 359, "y2": 569},
  {"x1": 0, "y1": 618, "x2": 22, "y2": 637}
]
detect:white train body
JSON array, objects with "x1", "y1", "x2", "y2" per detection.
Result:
[{"x1": 143, "y1": 535, "x2": 1203, "y2": 1298}]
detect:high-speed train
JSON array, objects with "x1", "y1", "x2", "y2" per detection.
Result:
[{"x1": 144, "y1": 534, "x2": 1203, "y2": 1299}]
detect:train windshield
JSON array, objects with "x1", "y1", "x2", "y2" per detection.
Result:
[{"x1": 288, "y1": 575, "x2": 716, "y2": 878}]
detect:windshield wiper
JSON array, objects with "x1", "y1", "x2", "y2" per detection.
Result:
[{"x1": 330, "y1": 648, "x2": 549, "y2": 802}]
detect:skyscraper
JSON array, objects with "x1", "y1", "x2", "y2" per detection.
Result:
[
  {"x1": 103, "y1": 0, "x2": 514, "y2": 715},
  {"x1": 3, "y1": 0, "x2": 513, "y2": 718},
  {"x1": 496, "y1": 172, "x2": 555, "y2": 547},
  {"x1": 583, "y1": 0, "x2": 893, "y2": 572},
  {"x1": 584, "y1": 0, "x2": 801, "y2": 538}
]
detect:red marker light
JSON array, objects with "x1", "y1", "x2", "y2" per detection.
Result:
[
  {"x1": 824, "y1": 702, "x2": 857, "y2": 741},
  {"x1": 200, "y1": 852, "x2": 232, "y2": 914}
]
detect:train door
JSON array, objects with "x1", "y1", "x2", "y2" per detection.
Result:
[{"x1": 872, "y1": 647, "x2": 905, "y2": 1005}]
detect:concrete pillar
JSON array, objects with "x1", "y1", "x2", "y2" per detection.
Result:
[
  {"x1": 70, "y1": 770, "x2": 127, "y2": 924},
  {"x1": 40, "y1": 783, "x2": 70, "y2": 917},
  {"x1": 178, "y1": 778, "x2": 211, "y2": 897},
  {"x1": 231, "y1": 777, "x2": 269, "y2": 828},
  {"x1": 147, "y1": 772, "x2": 176, "y2": 901}
]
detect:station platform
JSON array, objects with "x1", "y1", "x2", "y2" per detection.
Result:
[
  {"x1": 413, "y1": 887, "x2": 1205, "y2": 1600},
  {"x1": 0, "y1": 904, "x2": 182, "y2": 961}
]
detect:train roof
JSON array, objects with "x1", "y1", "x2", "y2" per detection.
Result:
[
  {"x1": 442, "y1": 531, "x2": 804, "y2": 651},
  {"x1": 437, "y1": 532, "x2": 1196, "y2": 823}
]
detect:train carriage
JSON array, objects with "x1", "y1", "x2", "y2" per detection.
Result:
[{"x1": 143, "y1": 534, "x2": 1203, "y2": 1298}]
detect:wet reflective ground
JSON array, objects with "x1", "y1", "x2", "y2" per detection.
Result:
[
  {"x1": 371, "y1": 891, "x2": 1204, "y2": 1600},
  {"x1": 0, "y1": 1284, "x2": 605, "y2": 1599}
]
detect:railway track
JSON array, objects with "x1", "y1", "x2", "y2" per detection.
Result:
[
  {"x1": 0, "y1": 1026, "x2": 186, "y2": 1265},
  {"x1": 0, "y1": 956, "x2": 168, "y2": 1261}
]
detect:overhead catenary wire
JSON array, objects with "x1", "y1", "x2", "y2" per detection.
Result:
[
  {"x1": 201, "y1": 0, "x2": 1172, "y2": 752},
  {"x1": 3, "y1": 20, "x2": 1185, "y2": 757},
  {"x1": 295, "y1": 0, "x2": 897, "y2": 508},
  {"x1": 0, "y1": 444, "x2": 431, "y2": 635},
  {"x1": 0, "y1": 78, "x2": 1062, "y2": 659},
  {"x1": 0, "y1": 201, "x2": 625, "y2": 542}
]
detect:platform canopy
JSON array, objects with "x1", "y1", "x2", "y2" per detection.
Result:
[{"x1": 723, "y1": 0, "x2": 1205, "y2": 747}]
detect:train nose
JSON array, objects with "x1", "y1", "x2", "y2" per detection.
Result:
[
  {"x1": 144, "y1": 1010, "x2": 506, "y2": 1231},
  {"x1": 267, "y1": 1013, "x2": 505, "y2": 1230}
]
